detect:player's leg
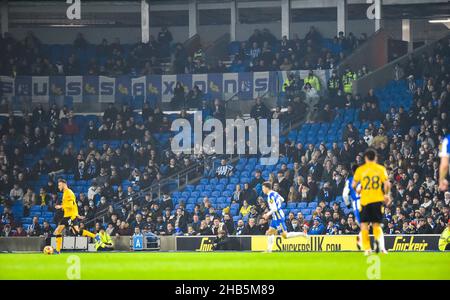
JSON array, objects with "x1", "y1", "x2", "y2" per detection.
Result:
[
  {"x1": 266, "y1": 223, "x2": 278, "y2": 252},
  {"x1": 371, "y1": 203, "x2": 387, "y2": 254},
  {"x1": 359, "y1": 204, "x2": 372, "y2": 254},
  {"x1": 72, "y1": 224, "x2": 99, "y2": 241},
  {"x1": 372, "y1": 223, "x2": 387, "y2": 254},
  {"x1": 360, "y1": 222, "x2": 371, "y2": 255},
  {"x1": 53, "y1": 224, "x2": 66, "y2": 253},
  {"x1": 281, "y1": 221, "x2": 308, "y2": 239},
  {"x1": 353, "y1": 201, "x2": 362, "y2": 249}
]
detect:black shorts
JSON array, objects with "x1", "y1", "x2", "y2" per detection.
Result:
[
  {"x1": 59, "y1": 217, "x2": 78, "y2": 228},
  {"x1": 360, "y1": 202, "x2": 384, "y2": 223}
]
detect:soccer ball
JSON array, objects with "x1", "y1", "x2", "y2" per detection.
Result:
[{"x1": 43, "y1": 245, "x2": 54, "y2": 255}]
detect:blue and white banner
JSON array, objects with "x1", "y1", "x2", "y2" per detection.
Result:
[
  {"x1": 0, "y1": 69, "x2": 331, "y2": 104},
  {"x1": 253, "y1": 71, "x2": 270, "y2": 99},
  {"x1": 66, "y1": 76, "x2": 83, "y2": 103},
  {"x1": 131, "y1": 76, "x2": 147, "y2": 98},
  {"x1": 32, "y1": 76, "x2": 49, "y2": 103},
  {"x1": 161, "y1": 74, "x2": 177, "y2": 103},
  {"x1": 222, "y1": 72, "x2": 239, "y2": 97}
]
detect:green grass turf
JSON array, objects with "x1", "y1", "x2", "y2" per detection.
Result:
[{"x1": 0, "y1": 252, "x2": 449, "y2": 280}]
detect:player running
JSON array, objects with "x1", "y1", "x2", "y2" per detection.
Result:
[
  {"x1": 53, "y1": 178, "x2": 100, "y2": 254},
  {"x1": 439, "y1": 134, "x2": 449, "y2": 192},
  {"x1": 342, "y1": 164, "x2": 362, "y2": 249},
  {"x1": 262, "y1": 182, "x2": 308, "y2": 252},
  {"x1": 352, "y1": 149, "x2": 391, "y2": 256}
]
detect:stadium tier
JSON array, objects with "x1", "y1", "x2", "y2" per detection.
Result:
[{"x1": 0, "y1": 1, "x2": 448, "y2": 255}]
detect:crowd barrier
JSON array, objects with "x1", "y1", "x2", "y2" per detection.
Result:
[
  {"x1": 174, "y1": 234, "x2": 442, "y2": 252},
  {"x1": 0, "y1": 234, "x2": 441, "y2": 252}
]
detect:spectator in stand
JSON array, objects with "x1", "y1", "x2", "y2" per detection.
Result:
[
  {"x1": 250, "y1": 97, "x2": 271, "y2": 120},
  {"x1": 215, "y1": 159, "x2": 233, "y2": 179},
  {"x1": 158, "y1": 27, "x2": 173, "y2": 57}
]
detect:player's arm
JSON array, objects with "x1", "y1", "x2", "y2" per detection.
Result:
[
  {"x1": 263, "y1": 194, "x2": 279, "y2": 218},
  {"x1": 351, "y1": 168, "x2": 360, "y2": 191},
  {"x1": 439, "y1": 156, "x2": 449, "y2": 191},
  {"x1": 382, "y1": 168, "x2": 392, "y2": 206},
  {"x1": 342, "y1": 180, "x2": 351, "y2": 208},
  {"x1": 264, "y1": 204, "x2": 276, "y2": 218},
  {"x1": 439, "y1": 137, "x2": 449, "y2": 191}
]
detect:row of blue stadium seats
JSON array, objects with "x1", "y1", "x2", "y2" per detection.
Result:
[
  {"x1": 22, "y1": 223, "x2": 57, "y2": 229},
  {"x1": 21, "y1": 215, "x2": 54, "y2": 224}
]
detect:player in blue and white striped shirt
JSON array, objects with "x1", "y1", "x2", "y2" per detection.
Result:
[
  {"x1": 343, "y1": 164, "x2": 363, "y2": 250},
  {"x1": 439, "y1": 134, "x2": 449, "y2": 192},
  {"x1": 262, "y1": 182, "x2": 308, "y2": 252}
]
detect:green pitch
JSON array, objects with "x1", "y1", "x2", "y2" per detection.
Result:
[{"x1": 0, "y1": 252, "x2": 449, "y2": 280}]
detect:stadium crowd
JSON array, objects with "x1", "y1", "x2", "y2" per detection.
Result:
[
  {"x1": 0, "y1": 26, "x2": 363, "y2": 77},
  {"x1": 0, "y1": 32, "x2": 449, "y2": 239}
]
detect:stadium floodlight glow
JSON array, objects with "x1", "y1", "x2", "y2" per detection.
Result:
[{"x1": 428, "y1": 18, "x2": 450, "y2": 23}]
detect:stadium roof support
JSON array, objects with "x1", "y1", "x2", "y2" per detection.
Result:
[
  {"x1": 1, "y1": 0, "x2": 8, "y2": 36},
  {"x1": 375, "y1": 0, "x2": 382, "y2": 31},
  {"x1": 141, "y1": 0, "x2": 149, "y2": 43},
  {"x1": 189, "y1": 0, "x2": 198, "y2": 38},
  {"x1": 402, "y1": 18, "x2": 413, "y2": 52},
  {"x1": 281, "y1": 0, "x2": 290, "y2": 38},
  {"x1": 336, "y1": 0, "x2": 348, "y2": 34},
  {"x1": 337, "y1": 0, "x2": 347, "y2": 35},
  {"x1": 230, "y1": 0, "x2": 238, "y2": 41}
]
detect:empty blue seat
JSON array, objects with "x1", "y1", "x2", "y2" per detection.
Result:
[
  {"x1": 222, "y1": 190, "x2": 232, "y2": 197},
  {"x1": 308, "y1": 202, "x2": 318, "y2": 208},
  {"x1": 301, "y1": 209, "x2": 311, "y2": 215}
]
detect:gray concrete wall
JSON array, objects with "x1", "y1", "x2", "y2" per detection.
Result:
[
  {"x1": 0, "y1": 237, "x2": 46, "y2": 252},
  {"x1": 354, "y1": 32, "x2": 450, "y2": 95}
]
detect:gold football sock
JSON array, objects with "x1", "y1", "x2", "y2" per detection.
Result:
[
  {"x1": 81, "y1": 229, "x2": 96, "y2": 238},
  {"x1": 361, "y1": 229, "x2": 371, "y2": 251},
  {"x1": 373, "y1": 224, "x2": 385, "y2": 250},
  {"x1": 56, "y1": 235, "x2": 62, "y2": 252}
]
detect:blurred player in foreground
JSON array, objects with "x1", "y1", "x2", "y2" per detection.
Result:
[
  {"x1": 352, "y1": 149, "x2": 391, "y2": 255},
  {"x1": 53, "y1": 179, "x2": 100, "y2": 254},
  {"x1": 439, "y1": 134, "x2": 449, "y2": 192},
  {"x1": 262, "y1": 182, "x2": 308, "y2": 252},
  {"x1": 438, "y1": 220, "x2": 450, "y2": 251},
  {"x1": 343, "y1": 164, "x2": 362, "y2": 249}
]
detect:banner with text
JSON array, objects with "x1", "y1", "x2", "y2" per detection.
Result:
[
  {"x1": 0, "y1": 70, "x2": 330, "y2": 104},
  {"x1": 251, "y1": 234, "x2": 441, "y2": 252}
]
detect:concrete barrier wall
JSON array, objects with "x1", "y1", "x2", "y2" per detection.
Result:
[
  {"x1": 1, "y1": 234, "x2": 442, "y2": 252},
  {"x1": 0, "y1": 237, "x2": 46, "y2": 252},
  {"x1": 353, "y1": 32, "x2": 450, "y2": 95},
  {"x1": 337, "y1": 29, "x2": 390, "y2": 75},
  {"x1": 160, "y1": 236, "x2": 176, "y2": 251}
]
